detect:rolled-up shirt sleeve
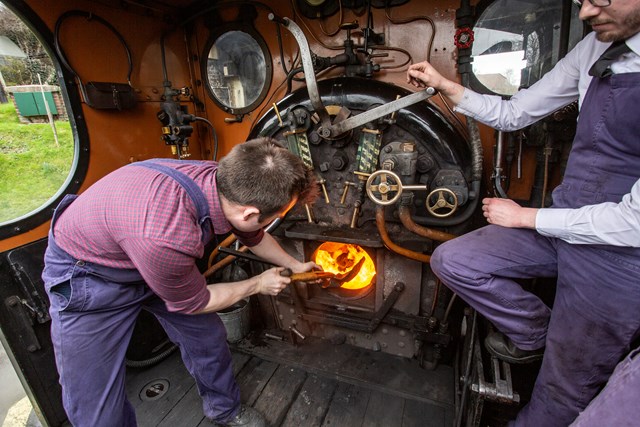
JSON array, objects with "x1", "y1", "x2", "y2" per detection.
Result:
[{"x1": 536, "y1": 179, "x2": 640, "y2": 247}]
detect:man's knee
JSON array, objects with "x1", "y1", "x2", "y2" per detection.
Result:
[{"x1": 431, "y1": 240, "x2": 462, "y2": 283}]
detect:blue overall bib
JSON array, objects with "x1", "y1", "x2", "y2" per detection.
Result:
[
  {"x1": 42, "y1": 160, "x2": 239, "y2": 426},
  {"x1": 431, "y1": 72, "x2": 640, "y2": 426}
]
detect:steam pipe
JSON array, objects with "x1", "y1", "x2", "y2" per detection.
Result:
[
  {"x1": 398, "y1": 205, "x2": 457, "y2": 242},
  {"x1": 204, "y1": 218, "x2": 283, "y2": 277},
  {"x1": 376, "y1": 207, "x2": 431, "y2": 263},
  {"x1": 494, "y1": 131, "x2": 508, "y2": 198}
]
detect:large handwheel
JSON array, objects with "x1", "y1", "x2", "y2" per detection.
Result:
[
  {"x1": 366, "y1": 170, "x2": 403, "y2": 206},
  {"x1": 426, "y1": 188, "x2": 459, "y2": 217}
]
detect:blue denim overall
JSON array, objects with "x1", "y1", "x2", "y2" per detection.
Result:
[
  {"x1": 570, "y1": 346, "x2": 640, "y2": 426},
  {"x1": 432, "y1": 72, "x2": 640, "y2": 426},
  {"x1": 42, "y1": 160, "x2": 239, "y2": 427}
]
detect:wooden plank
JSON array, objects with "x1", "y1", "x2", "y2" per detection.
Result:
[
  {"x1": 126, "y1": 352, "x2": 189, "y2": 409},
  {"x1": 235, "y1": 336, "x2": 454, "y2": 409},
  {"x1": 322, "y1": 382, "x2": 371, "y2": 427},
  {"x1": 231, "y1": 351, "x2": 252, "y2": 376},
  {"x1": 126, "y1": 354, "x2": 197, "y2": 427},
  {"x1": 254, "y1": 365, "x2": 308, "y2": 426},
  {"x1": 362, "y1": 389, "x2": 405, "y2": 427},
  {"x1": 402, "y1": 398, "x2": 446, "y2": 427},
  {"x1": 281, "y1": 374, "x2": 337, "y2": 427},
  {"x1": 150, "y1": 352, "x2": 252, "y2": 427},
  {"x1": 235, "y1": 357, "x2": 278, "y2": 405},
  {"x1": 157, "y1": 385, "x2": 204, "y2": 427}
]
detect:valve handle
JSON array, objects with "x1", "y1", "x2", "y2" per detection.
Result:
[
  {"x1": 365, "y1": 170, "x2": 403, "y2": 206},
  {"x1": 425, "y1": 188, "x2": 459, "y2": 218}
]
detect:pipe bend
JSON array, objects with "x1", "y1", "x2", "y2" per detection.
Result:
[
  {"x1": 398, "y1": 205, "x2": 457, "y2": 242},
  {"x1": 376, "y1": 206, "x2": 431, "y2": 263}
]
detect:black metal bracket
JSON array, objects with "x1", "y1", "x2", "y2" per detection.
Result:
[{"x1": 4, "y1": 296, "x2": 42, "y2": 353}]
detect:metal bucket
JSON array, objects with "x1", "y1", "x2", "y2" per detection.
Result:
[{"x1": 217, "y1": 298, "x2": 250, "y2": 343}]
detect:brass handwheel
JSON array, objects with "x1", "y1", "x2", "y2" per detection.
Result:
[
  {"x1": 426, "y1": 188, "x2": 458, "y2": 217},
  {"x1": 366, "y1": 170, "x2": 403, "y2": 206}
]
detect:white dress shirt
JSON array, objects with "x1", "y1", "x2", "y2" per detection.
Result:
[{"x1": 454, "y1": 31, "x2": 640, "y2": 247}]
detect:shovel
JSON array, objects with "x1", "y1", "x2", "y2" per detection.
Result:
[{"x1": 282, "y1": 256, "x2": 366, "y2": 288}]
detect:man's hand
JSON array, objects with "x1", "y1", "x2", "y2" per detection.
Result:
[
  {"x1": 256, "y1": 267, "x2": 291, "y2": 296},
  {"x1": 482, "y1": 198, "x2": 538, "y2": 229},
  {"x1": 290, "y1": 261, "x2": 320, "y2": 273},
  {"x1": 407, "y1": 61, "x2": 464, "y2": 103}
]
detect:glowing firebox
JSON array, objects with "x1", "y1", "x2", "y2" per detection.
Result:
[{"x1": 312, "y1": 242, "x2": 376, "y2": 290}]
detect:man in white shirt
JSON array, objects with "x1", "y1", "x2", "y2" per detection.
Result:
[{"x1": 407, "y1": 1, "x2": 640, "y2": 425}]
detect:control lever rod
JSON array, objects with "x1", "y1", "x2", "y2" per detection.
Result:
[{"x1": 269, "y1": 13, "x2": 437, "y2": 139}]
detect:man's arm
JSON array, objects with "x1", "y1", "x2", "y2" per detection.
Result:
[
  {"x1": 196, "y1": 267, "x2": 291, "y2": 313},
  {"x1": 482, "y1": 178, "x2": 640, "y2": 247},
  {"x1": 248, "y1": 232, "x2": 317, "y2": 273},
  {"x1": 406, "y1": 35, "x2": 586, "y2": 131}
]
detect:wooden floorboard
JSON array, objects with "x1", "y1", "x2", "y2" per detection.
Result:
[
  {"x1": 254, "y1": 365, "x2": 307, "y2": 426},
  {"x1": 126, "y1": 336, "x2": 455, "y2": 427},
  {"x1": 281, "y1": 375, "x2": 337, "y2": 427},
  {"x1": 321, "y1": 382, "x2": 370, "y2": 427}
]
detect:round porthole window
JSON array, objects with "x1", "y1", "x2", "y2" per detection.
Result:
[{"x1": 203, "y1": 28, "x2": 272, "y2": 115}]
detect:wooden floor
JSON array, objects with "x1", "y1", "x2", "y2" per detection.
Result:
[{"x1": 125, "y1": 333, "x2": 455, "y2": 427}]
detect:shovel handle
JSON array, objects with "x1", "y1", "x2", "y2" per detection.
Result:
[{"x1": 280, "y1": 269, "x2": 333, "y2": 282}]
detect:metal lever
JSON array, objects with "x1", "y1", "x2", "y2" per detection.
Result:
[
  {"x1": 268, "y1": 14, "x2": 331, "y2": 128},
  {"x1": 269, "y1": 13, "x2": 437, "y2": 141},
  {"x1": 318, "y1": 87, "x2": 437, "y2": 139}
]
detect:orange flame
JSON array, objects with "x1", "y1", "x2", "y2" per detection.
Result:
[{"x1": 312, "y1": 242, "x2": 375, "y2": 290}]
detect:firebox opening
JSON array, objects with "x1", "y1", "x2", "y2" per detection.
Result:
[{"x1": 312, "y1": 242, "x2": 376, "y2": 291}]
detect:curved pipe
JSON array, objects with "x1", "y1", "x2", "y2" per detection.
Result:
[
  {"x1": 207, "y1": 234, "x2": 237, "y2": 269},
  {"x1": 376, "y1": 207, "x2": 431, "y2": 263},
  {"x1": 204, "y1": 217, "x2": 284, "y2": 277},
  {"x1": 204, "y1": 245, "x2": 249, "y2": 279},
  {"x1": 398, "y1": 205, "x2": 457, "y2": 242}
]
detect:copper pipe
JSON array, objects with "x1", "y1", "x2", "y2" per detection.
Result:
[
  {"x1": 398, "y1": 205, "x2": 457, "y2": 242},
  {"x1": 207, "y1": 234, "x2": 238, "y2": 269},
  {"x1": 204, "y1": 245, "x2": 248, "y2": 278},
  {"x1": 376, "y1": 206, "x2": 431, "y2": 263}
]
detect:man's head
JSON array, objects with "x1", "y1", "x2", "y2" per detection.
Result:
[
  {"x1": 217, "y1": 137, "x2": 318, "y2": 228},
  {"x1": 576, "y1": 0, "x2": 640, "y2": 42}
]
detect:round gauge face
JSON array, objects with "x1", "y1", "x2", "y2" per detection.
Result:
[{"x1": 204, "y1": 29, "x2": 272, "y2": 115}]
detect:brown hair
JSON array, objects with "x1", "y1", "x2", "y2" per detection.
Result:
[{"x1": 217, "y1": 137, "x2": 318, "y2": 220}]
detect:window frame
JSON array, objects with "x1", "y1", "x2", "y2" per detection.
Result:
[{"x1": 0, "y1": 0, "x2": 89, "y2": 239}]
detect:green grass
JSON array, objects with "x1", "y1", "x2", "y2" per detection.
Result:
[{"x1": 0, "y1": 102, "x2": 74, "y2": 223}]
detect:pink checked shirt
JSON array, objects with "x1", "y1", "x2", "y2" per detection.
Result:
[{"x1": 53, "y1": 160, "x2": 264, "y2": 313}]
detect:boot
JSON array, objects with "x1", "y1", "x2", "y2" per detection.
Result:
[{"x1": 484, "y1": 331, "x2": 544, "y2": 364}]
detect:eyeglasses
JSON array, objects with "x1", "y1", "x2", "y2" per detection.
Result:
[{"x1": 572, "y1": 0, "x2": 612, "y2": 7}]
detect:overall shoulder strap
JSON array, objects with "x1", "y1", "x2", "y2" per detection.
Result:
[{"x1": 129, "y1": 160, "x2": 213, "y2": 243}]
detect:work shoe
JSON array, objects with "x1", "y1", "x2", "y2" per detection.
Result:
[
  {"x1": 215, "y1": 405, "x2": 267, "y2": 427},
  {"x1": 484, "y1": 331, "x2": 544, "y2": 364}
]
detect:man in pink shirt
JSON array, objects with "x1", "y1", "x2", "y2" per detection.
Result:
[{"x1": 42, "y1": 138, "x2": 318, "y2": 427}]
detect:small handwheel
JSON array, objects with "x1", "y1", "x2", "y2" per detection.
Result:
[
  {"x1": 426, "y1": 188, "x2": 458, "y2": 217},
  {"x1": 366, "y1": 170, "x2": 403, "y2": 206}
]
